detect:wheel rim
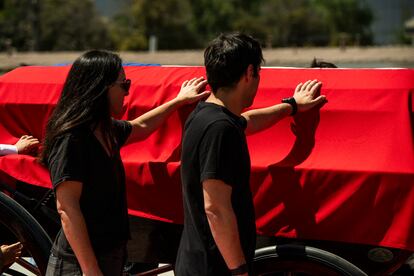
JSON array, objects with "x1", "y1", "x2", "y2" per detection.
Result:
[
  {"x1": 254, "y1": 259, "x2": 343, "y2": 276},
  {"x1": 0, "y1": 191, "x2": 52, "y2": 275}
]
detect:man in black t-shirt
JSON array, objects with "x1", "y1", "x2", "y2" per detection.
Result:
[{"x1": 176, "y1": 33, "x2": 327, "y2": 276}]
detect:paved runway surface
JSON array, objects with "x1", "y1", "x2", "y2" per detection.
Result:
[{"x1": 1, "y1": 46, "x2": 413, "y2": 74}]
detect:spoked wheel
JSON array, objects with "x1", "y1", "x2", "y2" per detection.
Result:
[
  {"x1": 253, "y1": 245, "x2": 368, "y2": 276},
  {"x1": 0, "y1": 191, "x2": 52, "y2": 275}
]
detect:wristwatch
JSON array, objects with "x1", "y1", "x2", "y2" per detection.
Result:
[
  {"x1": 281, "y1": 97, "x2": 297, "y2": 116},
  {"x1": 230, "y1": 263, "x2": 248, "y2": 275}
]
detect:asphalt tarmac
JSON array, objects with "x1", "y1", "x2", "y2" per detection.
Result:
[{"x1": 1, "y1": 46, "x2": 413, "y2": 75}]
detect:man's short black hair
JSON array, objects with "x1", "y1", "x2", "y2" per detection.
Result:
[{"x1": 204, "y1": 33, "x2": 264, "y2": 93}]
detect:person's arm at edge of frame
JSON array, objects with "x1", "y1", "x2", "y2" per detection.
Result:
[
  {"x1": 125, "y1": 77, "x2": 210, "y2": 144},
  {"x1": 0, "y1": 135, "x2": 40, "y2": 156},
  {"x1": 55, "y1": 181, "x2": 103, "y2": 276},
  {"x1": 242, "y1": 79, "x2": 326, "y2": 135},
  {"x1": 203, "y1": 179, "x2": 249, "y2": 276}
]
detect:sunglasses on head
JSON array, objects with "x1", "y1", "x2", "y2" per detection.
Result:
[{"x1": 114, "y1": 79, "x2": 131, "y2": 92}]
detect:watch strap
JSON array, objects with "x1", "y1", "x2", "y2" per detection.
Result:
[{"x1": 281, "y1": 97, "x2": 297, "y2": 116}]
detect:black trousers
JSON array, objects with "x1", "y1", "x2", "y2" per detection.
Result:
[{"x1": 45, "y1": 243, "x2": 126, "y2": 276}]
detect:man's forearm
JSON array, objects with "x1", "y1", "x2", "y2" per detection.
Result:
[
  {"x1": 206, "y1": 207, "x2": 247, "y2": 271},
  {"x1": 242, "y1": 103, "x2": 292, "y2": 135}
]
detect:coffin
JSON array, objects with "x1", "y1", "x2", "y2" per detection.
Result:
[{"x1": 0, "y1": 65, "x2": 413, "y2": 254}]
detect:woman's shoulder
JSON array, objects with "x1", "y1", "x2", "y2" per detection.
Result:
[{"x1": 111, "y1": 119, "x2": 131, "y2": 130}]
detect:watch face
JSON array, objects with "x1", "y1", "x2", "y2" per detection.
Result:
[{"x1": 282, "y1": 97, "x2": 294, "y2": 103}]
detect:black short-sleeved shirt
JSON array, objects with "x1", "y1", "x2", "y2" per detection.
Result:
[
  {"x1": 47, "y1": 119, "x2": 132, "y2": 257},
  {"x1": 175, "y1": 102, "x2": 256, "y2": 276}
]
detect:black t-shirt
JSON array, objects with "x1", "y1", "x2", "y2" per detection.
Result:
[
  {"x1": 176, "y1": 102, "x2": 256, "y2": 276},
  {"x1": 47, "y1": 119, "x2": 132, "y2": 257}
]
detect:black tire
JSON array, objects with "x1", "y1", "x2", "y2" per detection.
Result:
[
  {"x1": 0, "y1": 191, "x2": 52, "y2": 275},
  {"x1": 253, "y1": 244, "x2": 368, "y2": 276}
]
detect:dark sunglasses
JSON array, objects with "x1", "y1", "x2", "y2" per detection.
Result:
[{"x1": 114, "y1": 79, "x2": 131, "y2": 92}]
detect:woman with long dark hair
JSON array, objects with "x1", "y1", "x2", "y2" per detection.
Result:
[{"x1": 41, "y1": 50, "x2": 208, "y2": 276}]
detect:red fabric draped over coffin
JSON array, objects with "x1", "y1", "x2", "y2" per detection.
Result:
[{"x1": 1, "y1": 65, "x2": 413, "y2": 251}]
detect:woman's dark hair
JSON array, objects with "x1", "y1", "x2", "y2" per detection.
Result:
[
  {"x1": 40, "y1": 50, "x2": 123, "y2": 164},
  {"x1": 204, "y1": 33, "x2": 264, "y2": 93}
]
